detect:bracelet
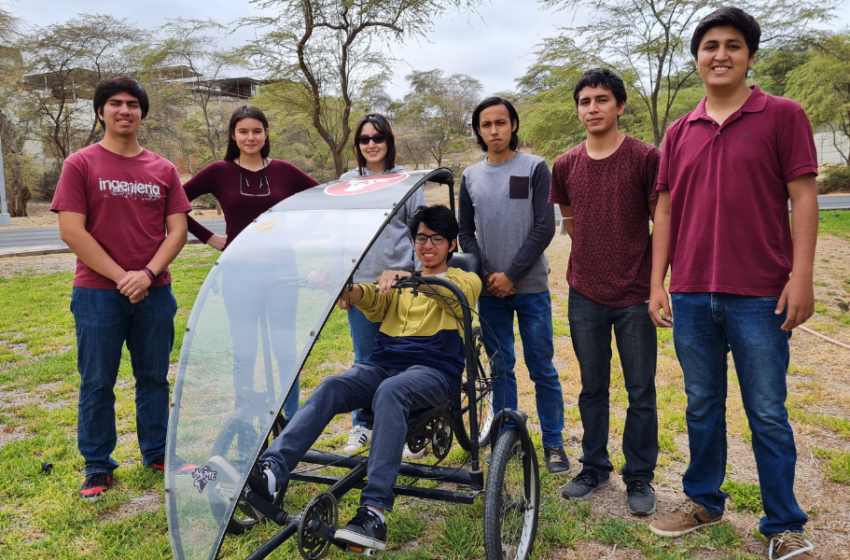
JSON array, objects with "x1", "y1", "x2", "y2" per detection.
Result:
[
  {"x1": 562, "y1": 216, "x2": 574, "y2": 220},
  {"x1": 144, "y1": 267, "x2": 157, "y2": 282}
]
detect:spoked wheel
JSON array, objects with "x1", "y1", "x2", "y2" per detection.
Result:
[
  {"x1": 454, "y1": 326, "x2": 495, "y2": 451},
  {"x1": 209, "y1": 407, "x2": 288, "y2": 535},
  {"x1": 483, "y1": 428, "x2": 539, "y2": 560},
  {"x1": 298, "y1": 492, "x2": 339, "y2": 560}
]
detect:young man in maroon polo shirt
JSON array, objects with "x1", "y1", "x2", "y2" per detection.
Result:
[
  {"x1": 648, "y1": 9, "x2": 818, "y2": 559},
  {"x1": 52, "y1": 76, "x2": 192, "y2": 499},
  {"x1": 549, "y1": 68, "x2": 660, "y2": 516}
]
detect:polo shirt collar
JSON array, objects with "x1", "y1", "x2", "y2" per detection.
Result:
[{"x1": 687, "y1": 84, "x2": 767, "y2": 122}]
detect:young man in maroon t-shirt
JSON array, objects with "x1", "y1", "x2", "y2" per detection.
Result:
[
  {"x1": 52, "y1": 76, "x2": 192, "y2": 499},
  {"x1": 549, "y1": 68, "x2": 660, "y2": 516},
  {"x1": 648, "y1": 9, "x2": 818, "y2": 559}
]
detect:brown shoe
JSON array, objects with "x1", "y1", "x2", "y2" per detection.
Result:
[
  {"x1": 769, "y1": 531, "x2": 814, "y2": 560},
  {"x1": 649, "y1": 499, "x2": 723, "y2": 537}
]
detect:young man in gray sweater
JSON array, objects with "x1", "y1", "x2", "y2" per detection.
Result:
[{"x1": 458, "y1": 97, "x2": 568, "y2": 473}]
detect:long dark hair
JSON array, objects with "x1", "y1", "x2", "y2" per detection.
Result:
[
  {"x1": 224, "y1": 105, "x2": 271, "y2": 162},
  {"x1": 353, "y1": 113, "x2": 397, "y2": 175}
]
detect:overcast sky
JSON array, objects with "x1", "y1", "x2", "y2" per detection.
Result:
[{"x1": 6, "y1": 0, "x2": 850, "y2": 99}]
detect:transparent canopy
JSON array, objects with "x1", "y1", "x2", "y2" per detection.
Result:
[{"x1": 165, "y1": 170, "x2": 451, "y2": 560}]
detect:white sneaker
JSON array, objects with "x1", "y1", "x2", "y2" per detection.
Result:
[
  {"x1": 344, "y1": 426, "x2": 371, "y2": 454},
  {"x1": 402, "y1": 444, "x2": 427, "y2": 461}
]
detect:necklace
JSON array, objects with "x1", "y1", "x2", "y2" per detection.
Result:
[{"x1": 237, "y1": 158, "x2": 270, "y2": 197}]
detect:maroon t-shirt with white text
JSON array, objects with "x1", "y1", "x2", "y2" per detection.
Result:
[
  {"x1": 657, "y1": 85, "x2": 819, "y2": 296},
  {"x1": 549, "y1": 135, "x2": 660, "y2": 307},
  {"x1": 51, "y1": 144, "x2": 192, "y2": 289}
]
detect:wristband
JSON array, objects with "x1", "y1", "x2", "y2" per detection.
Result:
[{"x1": 144, "y1": 267, "x2": 157, "y2": 282}]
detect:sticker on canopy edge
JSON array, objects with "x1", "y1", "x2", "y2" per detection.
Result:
[
  {"x1": 324, "y1": 173, "x2": 410, "y2": 196},
  {"x1": 191, "y1": 465, "x2": 217, "y2": 494}
]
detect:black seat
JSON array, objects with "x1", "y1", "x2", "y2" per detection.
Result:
[{"x1": 357, "y1": 252, "x2": 479, "y2": 430}]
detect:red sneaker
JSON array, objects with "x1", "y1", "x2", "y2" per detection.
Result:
[{"x1": 79, "y1": 473, "x2": 112, "y2": 499}]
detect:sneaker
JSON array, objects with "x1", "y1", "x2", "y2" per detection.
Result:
[
  {"x1": 649, "y1": 499, "x2": 723, "y2": 537},
  {"x1": 344, "y1": 426, "x2": 371, "y2": 455},
  {"x1": 402, "y1": 444, "x2": 427, "y2": 461},
  {"x1": 768, "y1": 531, "x2": 814, "y2": 560},
  {"x1": 79, "y1": 473, "x2": 112, "y2": 499},
  {"x1": 148, "y1": 456, "x2": 197, "y2": 474},
  {"x1": 544, "y1": 446, "x2": 570, "y2": 474},
  {"x1": 334, "y1": 507, "x2": 388, "y2": 551},
  {"x1": 561, "y1": 469, "x2": 611, "y2": 500},
  {"x1": 246, "y1": 462, "x2": 274, "y2": 503},
  {"x1": 626, "y1": 480, "x2": 656, "y2": 515}
]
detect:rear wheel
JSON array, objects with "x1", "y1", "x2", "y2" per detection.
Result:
[
  {"x1": 483, "y1": 428, "x2": 539, "y2": 560},
  {"x1": 454, "y1": 326, "x2": 495, "y2": 451},
  {"x1": 209, "y1": 408, "x2": 288, "y2": 535}
]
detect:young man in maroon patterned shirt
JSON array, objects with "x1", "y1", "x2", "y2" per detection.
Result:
[{"x1": 549, "y1": 68, "x2": 660, "y2": 516}]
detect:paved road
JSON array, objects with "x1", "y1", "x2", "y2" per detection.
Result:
[
  {"x1": 2, "y1": 196, "x2": 849, "y2": 257},
  {"x1": 0, "y1": 219, "x2": 227, "y2": 257}
]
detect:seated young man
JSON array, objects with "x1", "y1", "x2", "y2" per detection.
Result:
[{"x1": 248, "y1": 204, "x2": 481, "y2": 551}]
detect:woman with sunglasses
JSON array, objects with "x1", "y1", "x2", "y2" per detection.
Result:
[
  {"x1": 338, "y1": 113, "x2": 427, "y2": 457},
  {"x1": 183, "y1": 105, "x2": 318, "y2": 420}
]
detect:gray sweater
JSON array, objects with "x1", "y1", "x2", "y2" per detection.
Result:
[
  {"x1": 458, "y1": 152, "x2": 555, "y2": 295},
  {"x1": 339, "y1": 166, "x2": 425, "y2": 282}
]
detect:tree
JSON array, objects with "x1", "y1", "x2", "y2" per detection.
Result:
[
  {"x1": 142, "y1": 19, "x2": 247, "y2": 166},
  {"x1": 0, "y1": 5, "x2": 28, "y2": 217},
  {"x1": 17, "y1": 15, "x2": 146, "y2": 162},
  {"x1": 785, "y1": 33, "x2": 850, "y2": 165},
  {"x1": 247, "y1": 0, "x2": 483, "y2": 177},
  {"x1": 535, "y1": 0, "x2": 839, "y2": 146},
  {"x1": 394, "y1": 69, "x2": 482, "y2": 168}
]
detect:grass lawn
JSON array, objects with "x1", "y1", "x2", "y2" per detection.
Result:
[{"x1": 1, "y1": 211, "x2": 849, "y2": 559}]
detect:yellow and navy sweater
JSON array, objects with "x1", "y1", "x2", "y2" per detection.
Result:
[{"x1": 355, "y1": 267, "x2": 482, "y2": 385}]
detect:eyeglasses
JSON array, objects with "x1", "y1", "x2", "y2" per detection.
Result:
[
  {"x1": 238, "y1": 159, "x2": 270, "y2": 197},
  {"x1": 414, "y1": 233, "x2": 446, "y2": 245},
  {"x1": 357, "y1": 134, "x2": 387, "y2": 146}
]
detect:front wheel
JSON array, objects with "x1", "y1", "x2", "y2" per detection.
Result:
[
  {"x1": 483, "y1": 428, "x2": 539, "y2": 560},
  {"x1": 454, "y1": 326, "x2": 495, "y2": 451}
]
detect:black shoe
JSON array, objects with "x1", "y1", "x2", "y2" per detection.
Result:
[
  {"x1": 544, "y1": 445, "x2": 570, "y2": 474},
  {"x1": 247, "y1": 462, "x2": 274, "y2": 503},
  {"x1": 334, "y1": 507, "x2": 388, "y2": 551},
  {"x1": 561, "y1": 468, "x2": 611, "y2": 500},
  {"x1": 79, "y1": 473, "x2": 112, "y2": 499},
  {"x1": 148, "y1": 455, "x2": 197, "y2": 474},
  {"x1": 626, "y1": 480, "x2": 656, "y2": 515}
]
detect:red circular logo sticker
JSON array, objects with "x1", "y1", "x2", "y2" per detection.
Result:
[{"x1": 324, "y1": 173, "x2": 410, "y2": 196}]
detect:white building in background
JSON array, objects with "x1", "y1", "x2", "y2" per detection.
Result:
[{"x1": 814, "y1": 125, "x2": 849, "y2": 166}]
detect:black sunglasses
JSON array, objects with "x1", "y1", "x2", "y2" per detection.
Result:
[{"x1": 357, "y1": 134, "x2": 387, "y2": 146}]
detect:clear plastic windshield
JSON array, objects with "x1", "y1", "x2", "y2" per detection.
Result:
[{"x1": 166, "y1": 207, "x2": 387, "y2": 560}]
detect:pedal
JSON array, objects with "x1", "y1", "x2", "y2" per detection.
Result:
[{"x1": 344, "y1": 543, "x2": 380, "y2": 558}]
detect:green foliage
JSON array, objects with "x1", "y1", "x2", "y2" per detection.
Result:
[
  {"x1": 817, "y1": 210, "x2": 850, "y2": 239},
  {"x1": 751, "y1": 44, "x2": 811, "y2": 97},
  {"x1": 721, "y1": 480, "x2": 763, "y2": 513},
  {"x1": 813, "y1": 448, "x2": 850, "y2": 484},
  {"x1": 817, "y1": 165, "x2": 850, "y2": 194},
  {"x1": 785, "y1": 34, "x2": 850, "y2": 166}
]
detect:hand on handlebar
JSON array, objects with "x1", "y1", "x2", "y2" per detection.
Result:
[
  {"x1": 376, "y1": 270, "x2": 412, "y2": 295},
  {"x1": 307, "y1": 269, "x2": 336, "y2": 291}
]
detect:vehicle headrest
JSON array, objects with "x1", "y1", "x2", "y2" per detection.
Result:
[{"x1": 449, "y1": 252, "x2": 480, "y2": 276}]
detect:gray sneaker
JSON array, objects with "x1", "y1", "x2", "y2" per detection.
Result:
[
  {"x1": 561, "y1": 469, "x2": 611, "y2": 500},
  {"x1": 626, "y1": 480, "x2": 656, "y2": 515}
]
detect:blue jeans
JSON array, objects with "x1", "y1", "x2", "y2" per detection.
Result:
[
  {"x1": 568, "y1": 289, "x2": 658, "y2": 483},
  {"x1": 261, "y1": 362, "x2": 451, "y2": 511},
  {"x1": 71, "y1": 286, "x2": 177, "y2": 475},
  {"x1": 347, "y1": 305, "x2": 382, "y2": 427},
  {"x1": 672, "y1": 293, "x2": 807, "y2": 536},
  {"x1": 479, "y1": 293, "x2": 565, "y2": 448}
]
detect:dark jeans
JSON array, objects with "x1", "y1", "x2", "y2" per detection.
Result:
[
  {"x1": 478, "y1": 292, "x2": 565, "y2": 448},
  {"x1": 567, "y1": 289, "x2": 658, "y2": 483},
  {"x1": 672, "y1": 292, "x2": 807, "y2": 536},
  {"x1": 221, "y1": 268, "x2": 299, "y2": 419},
  {"x1": 346, "y1": 305, "x2": 382, "y2": 428},
  {"x1": 260, "y1": 362, "x2": 451, "y2": 511},
  {"x1": 71, "y1": 285, "x2": 177, "y2": 475}
]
